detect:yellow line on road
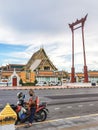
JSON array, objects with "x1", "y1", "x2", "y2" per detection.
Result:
[{"x1": 15, "y1": 113, "x2": 98, "y2": 128}]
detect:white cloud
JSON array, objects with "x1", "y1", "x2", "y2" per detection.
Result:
[{"x1": 0, "y1": 0, "x2": 98, "y2": 72}]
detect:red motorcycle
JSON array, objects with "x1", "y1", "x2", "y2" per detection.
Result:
[{"x1": 11, "y1": 96, "x2": 49, "y2": 124}]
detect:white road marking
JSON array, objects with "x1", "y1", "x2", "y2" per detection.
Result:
[
  {"x1": 55, "y1": 107, "x2": 60, "y2": 110},
  {"x1": 67, "y1": 106, "x2": 72, "y2": 108},
  {"x1": 89, "y1": 104, "x2": 94, "y2": 106},
  {"x1": 78, "y1": 105, "x2": 83, "y2": 107},
  {"x1": 0, "y1": 104, "x2": 3, "y2": 107}
]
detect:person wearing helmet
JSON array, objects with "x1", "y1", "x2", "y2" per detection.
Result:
[
  {"x1": 17, "y1": 92, "x2": 25, "y2": 106},
  {"x1": 17, "y1": 92, "x2": 23, "y2": 98}
]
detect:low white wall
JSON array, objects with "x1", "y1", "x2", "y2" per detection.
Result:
[
  {"x1": 62, "y1": 82, "x2": 98, "y2": 87},
  {"x1": 0, "y1": 82, "x2": 12, "y2": 87}
]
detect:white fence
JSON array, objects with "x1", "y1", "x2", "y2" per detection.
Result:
[
  {"x1": 62, "y1": 82, "x2": 98, "y2": 88},
  {"x1": 0, "y1": 82, "x2": 12, "y2": 87}
]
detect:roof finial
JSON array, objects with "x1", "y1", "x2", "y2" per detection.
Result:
[{"x1": 40, "y1": 44, "x2": 44, "y2": 50}]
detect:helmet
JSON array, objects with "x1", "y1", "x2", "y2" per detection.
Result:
[{"x1": 17, "y1": 92, "x2": 23, "y2": 99}]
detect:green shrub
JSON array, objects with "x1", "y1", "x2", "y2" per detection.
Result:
[{"x1": 23, "y1": 82, "x2": 35, "y2": 86}]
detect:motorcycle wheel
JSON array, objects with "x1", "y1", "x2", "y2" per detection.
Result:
[{"x1": 35, "y1": 109, "x2": 47, "y2": 122}]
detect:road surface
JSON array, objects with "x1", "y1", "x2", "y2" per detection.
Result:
[{"x1": 1, "y1": 88, "x2": 98, "y2": 129}]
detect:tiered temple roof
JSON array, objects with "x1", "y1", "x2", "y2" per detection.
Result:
[{"x1": 25, "y1": 48, "x2": 58, "y2": 71}]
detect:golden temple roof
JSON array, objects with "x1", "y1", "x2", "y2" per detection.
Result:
[{"x1": 0, "y1": 103, "x2": 17, "y2": 125}]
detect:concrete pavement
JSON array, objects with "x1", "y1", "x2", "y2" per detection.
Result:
[
  {"x1": 0, "y1": 83, "x2": 98, "y2": 91},
  {"x1": 15, "y1": 114, "x2": 98, "y2": 130}
]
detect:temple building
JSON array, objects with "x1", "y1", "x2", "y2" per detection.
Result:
[
  {"x1": 0, "y1": 48, "x2": 98, "y2": 86},
  {"x1": 0, "y1": 64, "x2": 24, "y2": 71},
  {"x1": 25, "y1": 48, "x2": 58, "y2": 83},
  {"x1": 0, "y1": 48, "x2": 60, "y2": 86}
]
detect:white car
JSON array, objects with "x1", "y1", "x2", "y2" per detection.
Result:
[
  {"x1": 36, "y1": 82, "x2": 47, "y2": 86},
  {"x1": 49, "y1": 81, "x2": 58, "y2": 86}
]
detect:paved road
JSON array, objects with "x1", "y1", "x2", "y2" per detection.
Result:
[
  {"x1": 1, "y1": 88, "x2": 98, "y2": 129},
  {"x1": 1, "y1": 88, "x2": 98, "y2": 105},
  {"x1": 0, "y1": 88, "x2": 98, "y2": 119}
]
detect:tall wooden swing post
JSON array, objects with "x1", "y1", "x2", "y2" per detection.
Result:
[{"x1": 69, "y1": 14, "x2": 88, "y2": 83}]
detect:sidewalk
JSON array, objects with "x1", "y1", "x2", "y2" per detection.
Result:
[
  {"x1": 61, "y1": 122, "x2": 98, "y2": 130},
  {"x1": 15, "y1": 114, "x2": 98, "y2": 130},
  {"x1": 61, "y1": 115, "x2": 98, "y2": 130},
  {"x1": 0, "y1": 84, "x2": 98, "y2": 90}
]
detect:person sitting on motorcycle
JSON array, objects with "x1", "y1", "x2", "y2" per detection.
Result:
[
  {"x1": 16, "y1": 100, "x2": 27, "y2": 120},
  {"x1": 26, "y1": 89, "x2": 37, "y2": 127}
]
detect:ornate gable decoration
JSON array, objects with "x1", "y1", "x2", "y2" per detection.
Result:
[{"x1": 26, "y1": 48, "x2": 58, "y2": 71}]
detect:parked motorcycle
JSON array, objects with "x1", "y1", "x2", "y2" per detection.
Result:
[{"x1": 10, "y1": 99, "x2": 49, "y2": 125}]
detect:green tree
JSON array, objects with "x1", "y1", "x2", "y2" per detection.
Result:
[{"x1": 19, "y1": 78, "x2": 24, "y2": 86}]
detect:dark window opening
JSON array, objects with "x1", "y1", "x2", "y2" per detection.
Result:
[{"x1": 44, "y1": 66, "x2": 50, "y2": 70}]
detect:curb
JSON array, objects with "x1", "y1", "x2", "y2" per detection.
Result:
[{"x1": 0, "y1": 85, "x2": 98, "y2": 90}]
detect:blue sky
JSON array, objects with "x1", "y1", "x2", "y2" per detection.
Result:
[
  {"x1": 0, "y1": 43, "x2": 28, "y2": 65},
  {"x1": 0, "y1": 0, "x2": 98, "y2": 72}
]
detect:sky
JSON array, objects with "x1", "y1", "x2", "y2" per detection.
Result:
[{"x1": 0, "y1": 0, "x2": 98, "y2": 72}]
